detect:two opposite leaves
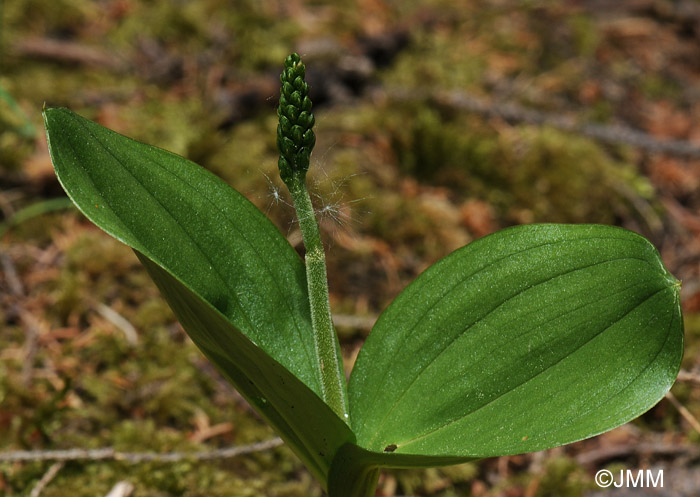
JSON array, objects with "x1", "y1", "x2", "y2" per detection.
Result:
[{"x1": 44, "y1": 108, "x2": 683, "y2": 487}]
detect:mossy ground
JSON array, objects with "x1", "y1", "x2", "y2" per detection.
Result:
[{"x1": 3, "y1": 1, "x2": 700, "y2": 496}]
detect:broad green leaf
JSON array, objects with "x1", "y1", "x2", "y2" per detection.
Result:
[
  {"x1": 43, "y1": 108, "x2": 353, "y2": 483},
  {"x1": 137, "y1": 254, "x2": 352, "y2": 482},
  {"x1": 349, "y1": 224, "x2": 682, "y2": 460}
]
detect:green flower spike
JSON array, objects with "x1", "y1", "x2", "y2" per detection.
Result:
[
  {"x1": 277, "y1": 53, "x2": 316, "y2": 185},
  {"x1": 275, "y1": 53, "x2": 349, "y2": 423}
]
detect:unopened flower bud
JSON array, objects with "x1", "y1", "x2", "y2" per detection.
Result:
[{"x1": 277, "y1": 53, "x2": 316, "y2": 185}]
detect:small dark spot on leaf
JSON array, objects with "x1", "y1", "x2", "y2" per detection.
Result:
[{"x1": 384, "y1": 444, "x2": 397, "y2": 452}]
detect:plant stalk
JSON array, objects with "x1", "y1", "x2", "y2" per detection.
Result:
[
  {"x1": 288, "y1": 175, "x2": 349, "y2": 422},
  {"x1": 327, "y1": 444, "x2": 381, "y2": 497}
]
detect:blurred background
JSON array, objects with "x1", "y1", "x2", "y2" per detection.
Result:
[{"x1": 3, "y1": 0, "x2": 700, "y2": 495}]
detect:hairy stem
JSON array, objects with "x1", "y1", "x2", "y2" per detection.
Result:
[{"x1": 288, "y1": 176, "x2": 349, "y2": 421}]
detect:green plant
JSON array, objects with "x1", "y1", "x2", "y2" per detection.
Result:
[
  {"x1": 43, "y1": 53, "x2": 683, "y2": 497},
  {"x1": 0, "y1": 85, "x2": 37, "y2": 139}
]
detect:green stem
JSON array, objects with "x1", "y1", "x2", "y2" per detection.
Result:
[
  {"x1": 327, "y1": 444, "x2": 381, "y2": 497},
  {"x1": 288, "y1": 175, "x2": 349, "y2": 422}
]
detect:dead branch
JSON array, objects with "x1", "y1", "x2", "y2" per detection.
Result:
[
  {"x1": 666, "y1": 391, "x2": 700, "y2": 434},
  {"x1": 93, "y1": 302, "x2": 139, "y2": 346},
  {"x1": 332, "y1": 313, "x2": 377, "y2": 330},
  {"x1": 1, "y1": 251, "x2": 24, "y2": 296},
  {"x1": 104, "y1": 481, "x2": 134, "y2": 497},
  {"x1": 576, "y1": 442, "x2": 700, "y2": 466},
  {"x1": 677, "y1": 370, "x2": 700, "y2": 385},
  {"x1": 1, "y1": 250, "x2": 42, "y2": 386},
  {"x1": 11, "y1": 38, "x2": 126, "y2": 71},
  {"x1": 0, "y1": 438, "x2": 283, "y2": 463},
  {"x1": 385, "y1": 88, "x2": 700, "y2": 159},
  {"x1": 29, "y1": 462, "x2": 64, "y2": 497}
]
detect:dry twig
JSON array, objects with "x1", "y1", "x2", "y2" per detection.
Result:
[
  {"x1": 332, "y1": 313, "x2": 376, "y2": 330},
  {"x1": 1, "y1": 251, "x2": 24, "y2": 296},
  {"x1": 677, "y1": 370, "x2": 700, "y2": 385},
  {"x1": 12, "y1": 38, "x2": 126, "y2": 70},
  {"x1": 386, "y1": 88, "x2": 700, "y2": 159},
  {"x1": 93, "y1": 302, "x2": 139, "y2": 346},
  {"x1": 29, "y1": 462, "x2": 64, "y2": 497},
  {"x1": 104, "y1": 481, "x2": 135, "y2": 497},
  {"x1": 0, "y1": 438, "x2": 283, "y2": 464},
  {"x1": 665, "y1": 391, "x2": 700, "y2": 434},
  {"x1": 576, "y1": 442, "x2": 700, "y2": 466},
  {"x1": 1, "y1": 251, "x2": 42, "y2": 386}
]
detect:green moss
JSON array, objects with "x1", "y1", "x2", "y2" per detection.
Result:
[
  {"x1": 0, "y1": 129, "x2": 34, "y2": 171},
  {"x1": 536, "y1": 457, "x2": 591, "y2": 497},
  {"x1": 568, "y1": 13, "x2": 600, "y2": 58},
  {"x1": 639, "y1": 73, "x2": 684, "y2": 101},
  {"x1": 207, "y1": 117, "x2": 278, "y2": 188},
  {"x1": 2, "y1": 1, "x2": 695, "y2": 495},
  {"x1": 370, "y1": 100, "x2": 654, "y2": 225},
  {"x1": 4, "y1": 0, "x2": 94, "y2": 37},
  {"x1": 381, "y1": 30, "x2": 487, "y2": 90},
  {"x1": 387, "y1": 462, "x2": 477, "y2": 496},
  {"x1": 114, "y1": 95, "x2": 223, "y2": 160}
]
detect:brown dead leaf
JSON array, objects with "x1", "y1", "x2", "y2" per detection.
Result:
[
  {"x1": 189, "y1": 422, "x2": 234, "y2": 443},
  {"x1": 648, "y1": 157, "x2": 700, "y2": 196},
  {"x1": 644, "y1": 101, "x2": 693, "y2": 139},
  {"x1": 471, "y1": 480, "x2": 487, "y2": 497},
  {"x1": 602, "y1": 17, "x2": 657, "y2": 40},
  {"x1": 460, "y1": 199, "x2": 496, "y2": 238}
]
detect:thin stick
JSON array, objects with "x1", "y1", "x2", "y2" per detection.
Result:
[
  {"x1": 1, "y1": 251, "x2": 24, "y2": 295},
  {"x1": 665, "y1": 391, "x2": 700, "y2": 434},
  {"x1": 104, "y1": 481, "x2": 135, "y2": 497},
  {"x1": 386, "y1": 88, "x2": 700, "y2": 159},
  {"x1": 0, "y1": 438, "x2": 283, "y2": 463},
  {"x1": 12, "y1": 38, "x2": 125, "y2": 70},
  {"x1": 29, "y1": 462, "x2": 65, "y2": 497},
  {"x1": 332, "y1": 314, "x2": 376, "y2": 331},
  {"x1": 576, "y1": 442, "x2": 700, "y2": 466},
  {"x1": 94, "y1": 302, "x2": 139, "y2": 346},
  {"x1": 676, "y1": 370, "x2": 700, "y2": 385},
  {"x1": 1, "y1": 251, "x2": 41, "y2": 386},
  {"x1": 20, "y1": 310, "x2": 41, "y2": 387}
]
